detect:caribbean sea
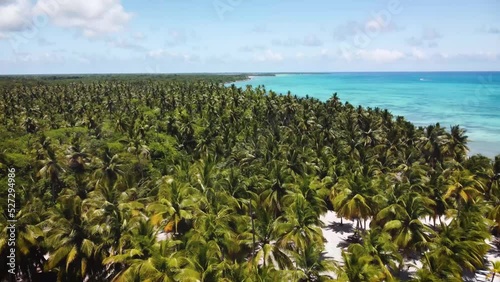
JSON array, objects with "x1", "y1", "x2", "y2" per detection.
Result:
[{"x1": 229, "y1": 72, "x2": 500, "y2": 158}]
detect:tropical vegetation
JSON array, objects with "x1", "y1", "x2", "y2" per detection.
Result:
[{"x1": 0, "y1": 74, "x2": 498, "y2": 281}]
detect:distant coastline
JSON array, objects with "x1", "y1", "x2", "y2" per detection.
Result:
[{"x1": 230, "y1": 72, "x2": 500, "y2": 158}]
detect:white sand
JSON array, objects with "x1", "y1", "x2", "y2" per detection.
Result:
[{"x1": 320, "y1": 211, "x2": 371, "y2": 263}]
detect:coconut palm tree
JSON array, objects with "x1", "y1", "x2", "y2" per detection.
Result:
[
  {"x1": 274, "y1": 194, "x2": 324, "y2": 253},
  {"x1": 336, "y1": 243, "x2": 386, "y2": 282},
  {"x1": 488, "y1": 260, "x2": 500, "y2": 282},
  {"x1": 331, "y1": 171, "x2": 374, "y2": 232},
  {"x1": 292, "y1": 243, "x2": 336, "y2": 282},
  {"x1": 147, "y1": 176, "x2": 201, "y2": 235},
  {"x1": 443, "y1": 168, "x2": 484, "y2": 219},
  {"x1": 43, "y1": 191, "x2": 107, "y2": 281},
  {"x1": 374, "y1": 192, "x2": 435, "y2": 254}
]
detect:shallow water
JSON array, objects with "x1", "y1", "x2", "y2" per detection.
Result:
[{"x1": 230, "y1": 72, "x2": 500, "y2": 158}]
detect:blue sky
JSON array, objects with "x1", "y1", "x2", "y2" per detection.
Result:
[{"x1": 0, "y1": 0, "x2": 499, "y2": 74}]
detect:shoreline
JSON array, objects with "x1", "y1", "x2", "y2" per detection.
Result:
[{"x1": 225, "y1": 77, "x2": 499, "y2": 159}]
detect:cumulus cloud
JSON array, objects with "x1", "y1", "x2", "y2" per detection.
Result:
[
  {"x1": 411, "y1": 48, "x2": 426, "y2": 60},
  {"x1": 147, "y1": 49, "x2": 200, "y2": 62},
  {"x1": 334, "y1": 19, "x2": 401, "y2": 41},
  {"x1": 11, "y1": 50, "x2": 65, "y2": 63},
  {"x1": 429, "y1": 51, "x2": 499, "y2": 62},
  {"x1": 340, "y1": 48, "x2": 405, "y2": 63},
  {"x1": 33, "y1": 0, "x2": 132, "y2": 37},
  {"x1": 356, "y1": 49, "x2": 405, "y2": 63},
  {"x1": 253, "y1": 49, "x2": 284, "y2": 62},
  {"x1": 0, "y1": 0, "x2": 132, "y2": 38},
  {"x1": 406, "y1": 27, "x2": 442, "y2": 47},
  {"x1": 0, "y1": 0, "x2": 32, "y2": 32}
]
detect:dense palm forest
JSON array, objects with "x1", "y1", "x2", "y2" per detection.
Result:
[{"x1": 0, "y1": 75, "x2": 499, "y2": 282}]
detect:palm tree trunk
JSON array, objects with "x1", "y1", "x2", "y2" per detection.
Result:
[
  {"x1": 491, "y1": 272, "x2": 495, "y2": 282},
  {"x1": 249, "y1": 200, "x2": 256, "y2": 259}
]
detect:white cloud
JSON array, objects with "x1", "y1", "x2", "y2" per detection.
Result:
[
  {"x1": 0, "y1": 0, "x2": 132, "y2": 37},
  {"x1": 411, "y1": 48, "x2": 426, "y2": 60},
  {"x1": 334, "y1": 19, "x2": 401, "y2": 41},
  {"x1": 11, "y1": 50, "x2": 65, "y2": 63},
  {"x1": 148, "y1": 49, "x2": 167, "y2": 58},
  {"x1": 147, "y1": 49, "x2": 199, "y2": 62},
  {"x1": 341, "y1": 48, "x2": 405, "y2": 63},
  {"x1": 452, "y1": 52, "x2": 499, "y2": 61},
  {"x1": 33, "y1": 0, "x2": 132, "y2": 37},
  {"x1": 431, "y1": 52, "x2": 499, "y2": 62},
  {"x1": 253, "y1": 50, "x2": 284, "y2": 62},
  {"x1": 406, "y1": 27, "x2": 442, "y2": 47},
  {"x1": 356, "y1": 49, "x2": 405, "y2": 63},
  {"x1": 0, "y1": 0, "x2": 32, "y2": 32}
]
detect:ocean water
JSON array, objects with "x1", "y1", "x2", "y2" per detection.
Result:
[{"x1": 229, "y1": 72, "x2": 500, "y2": 158}]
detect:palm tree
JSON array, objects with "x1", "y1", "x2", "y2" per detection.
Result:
[
  {"x1": 274, "y1": 194, "x2": 324, "y2": 253},
  {"x1": 413, "y1": 252, "x2": 462, "y2": 282},
  {"x1": 37, "y1": 149, "x2": 65, "y2": 202},
  {"x1": 443, "y1": 168, "x2": 484, "y2": 219},
  {"x1": 488, "y1": 260, "x2": 500, "y2": 282},
  {"x1": 426, "y1": 222, "x2": 489, "y2": 276},
  {"x1": 106, "y1": 220, "x2": 200, "y2": 282},
  {"x1": 92, "y1": 149, "x2": 125, "y2": 190},
  {"x1": 374, "y1": 192, "x2": 435, "y2": 254},
  {"x1": 260, "y1": 161, "x2": 294, "y2": 218},
  {"x1": 43, "y1": 191, "x2": 107, "y2": 281},
  {"x1": 292, "y1": 244, "x2": 336, "y2": 282},
  {"x1": 331, "y1": 171, "x2": 375, "y2": 232},
  {"x1": 336, "y1": 243, "x2": 386, "y2": 282},
  {"x1": 248, "y1": 195, "x2": 294, "y2": 271},
  {"x1": 147, "y1": 176, "x2": 200, "y2": 235},
  {"x1": 361, "y1": 229, "x2": 401, "y2": 281},
  {"x1": 446, "y1": 125, "x2": 469, "y2": 163}
]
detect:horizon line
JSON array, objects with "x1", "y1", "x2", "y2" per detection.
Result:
[{"x1": 1, "y1": 70, "x2": 500, "y2": 76}]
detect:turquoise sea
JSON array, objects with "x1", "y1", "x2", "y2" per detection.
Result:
[{"x1": 229, "y1": 72, "x2": 500, "y2": 158}]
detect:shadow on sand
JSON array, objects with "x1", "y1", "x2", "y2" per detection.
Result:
[
  {"x1": 325, "y1": 222, "x2": 354, "y2": 235},
  {"x1": 395, "y1": 269, "x2": 412, "y2": 281},
  {"x1": 336, "y1": 233, "x2": 363, "y2": 249},
  {"x1": 488, "y1": 237, "x2": 500, "y2": 257}
]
